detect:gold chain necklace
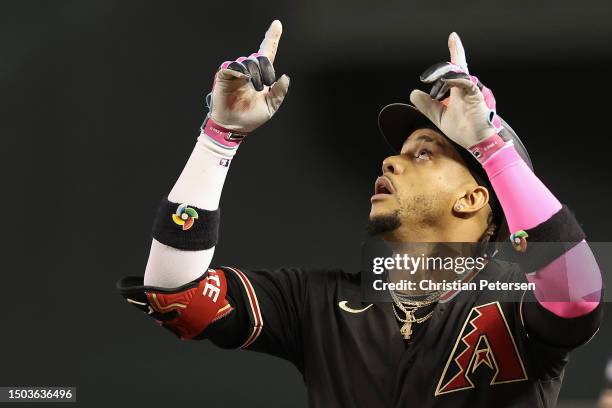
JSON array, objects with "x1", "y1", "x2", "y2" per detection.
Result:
[
  {"x1": 390, "y1": 290, "x2": 437, "y2": 340},
  {"x1": 393, "y1": 289, "x2": 442, "y2": 305}
]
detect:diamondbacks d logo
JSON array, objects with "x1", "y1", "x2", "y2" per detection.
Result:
[{"x1": 435, "y1": 302, "x2": 527, "y2": 396}]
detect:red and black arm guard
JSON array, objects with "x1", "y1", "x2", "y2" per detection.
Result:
[{"x1": 116, "y1": 268, "x2": 233, "y2": 340}]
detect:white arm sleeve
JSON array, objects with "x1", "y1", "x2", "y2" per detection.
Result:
[{"x1": 143, "y1": 134, "x2": 237, "y2": 288}]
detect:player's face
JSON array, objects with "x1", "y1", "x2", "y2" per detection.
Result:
[{"x1": 369, "y1": 128, "x2": 477, "y2": 237}]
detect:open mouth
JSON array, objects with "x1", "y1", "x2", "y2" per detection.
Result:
[{"x1": 373, "y1": 176, "x2": 395, "y2": 196}]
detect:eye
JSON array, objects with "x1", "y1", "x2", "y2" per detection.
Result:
[{"x1": 415, "y1": 148, "x2": 432, "y2": 161}]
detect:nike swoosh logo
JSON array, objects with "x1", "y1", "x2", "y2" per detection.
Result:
[{"x1": 338, "y1": 301, "x2": 373, "y2": 314}]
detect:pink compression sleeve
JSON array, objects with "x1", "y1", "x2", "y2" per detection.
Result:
[
  {"x1": 483, "y1": 144, "x2": 601, "y2": 318},
  {"x1": 483, "y1": 146, "x2": 561, "y2": 232},
  {"x1": 525, "y1": 240, "x2": 601, "y2": 318}
]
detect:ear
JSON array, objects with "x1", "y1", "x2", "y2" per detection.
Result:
[{"x1": 453, "y1": 185, "x2": 489, "y2": 215}]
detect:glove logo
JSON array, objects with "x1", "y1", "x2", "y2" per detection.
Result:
[
  {"x1": 510, "y1": 230, "x2": 528, "y2": 253},
  {"x1": 171, "y1": 204, "x2": 199, "y2": 231}
]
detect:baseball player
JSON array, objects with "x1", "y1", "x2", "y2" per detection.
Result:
[{"x1": 117, "y1": 21, "x2": 604, "y2": 407}]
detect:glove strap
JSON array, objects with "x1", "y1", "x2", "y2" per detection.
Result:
[
  {"x1": 468, "y1": 133, "x2": 510, "y2": 164},
  {"x1": 201, "y1": 116, "x2": 248, "y2": 150}
]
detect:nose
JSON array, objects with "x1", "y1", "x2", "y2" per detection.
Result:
[{"x1": 382, "y1": 155, "x2": 405, "y2": 175}]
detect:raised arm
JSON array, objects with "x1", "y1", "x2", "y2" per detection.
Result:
[
  {"x1": 410, "y1": 33, "x2": 602, "y2": 348},
  {"x1": 117, "y1": 21, "x2": 290, "y2": 340}
]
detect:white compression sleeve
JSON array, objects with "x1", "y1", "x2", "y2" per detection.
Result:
[{"x1": 143, "y1": 134, "x2": 237, "y2": 288}]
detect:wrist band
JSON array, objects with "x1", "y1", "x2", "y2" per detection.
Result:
[
  {"x1": 468, "y1": 133, "x2": 506, "y2": 164},
  {"x1": 152, "y1": 197, "x2": 220, "y2": 251},
  {"x1": 201, "y1": 116, "x2": 247, "y2": 149}
]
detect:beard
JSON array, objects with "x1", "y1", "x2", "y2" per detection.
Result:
[
  {"x1": 367, "y1": 210, "x2": 402, "y2": 236},
  {"x1": 367, "y1": 192, "x2": 448, "y2": 238}
]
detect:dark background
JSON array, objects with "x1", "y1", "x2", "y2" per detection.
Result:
[{"x1": 5, "y1": 0, "x2": 612, "y2": 406}]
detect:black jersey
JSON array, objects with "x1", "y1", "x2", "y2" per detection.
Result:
[{"x1": 203, "y1": 258, "x2": 599, "y2": 408}]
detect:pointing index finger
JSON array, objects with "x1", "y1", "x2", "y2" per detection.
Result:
[
  {"x1": 258, "y1": 20, "x2": 283, "y2": 64},
  {"x1": 448, "y1": 32, "x2": 468, "y2": 73}
]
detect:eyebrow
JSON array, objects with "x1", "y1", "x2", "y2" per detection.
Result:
[
  {"x1": 415, "y1": 134, "x2": 445, "y2": 146},
  {"x1": 403, "y1": 134, "x2": 446, "y2": 152}
]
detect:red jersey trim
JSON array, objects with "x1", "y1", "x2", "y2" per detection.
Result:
[{"x1": 224, "y1": 266, "x2": 264, "y2": 348}]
